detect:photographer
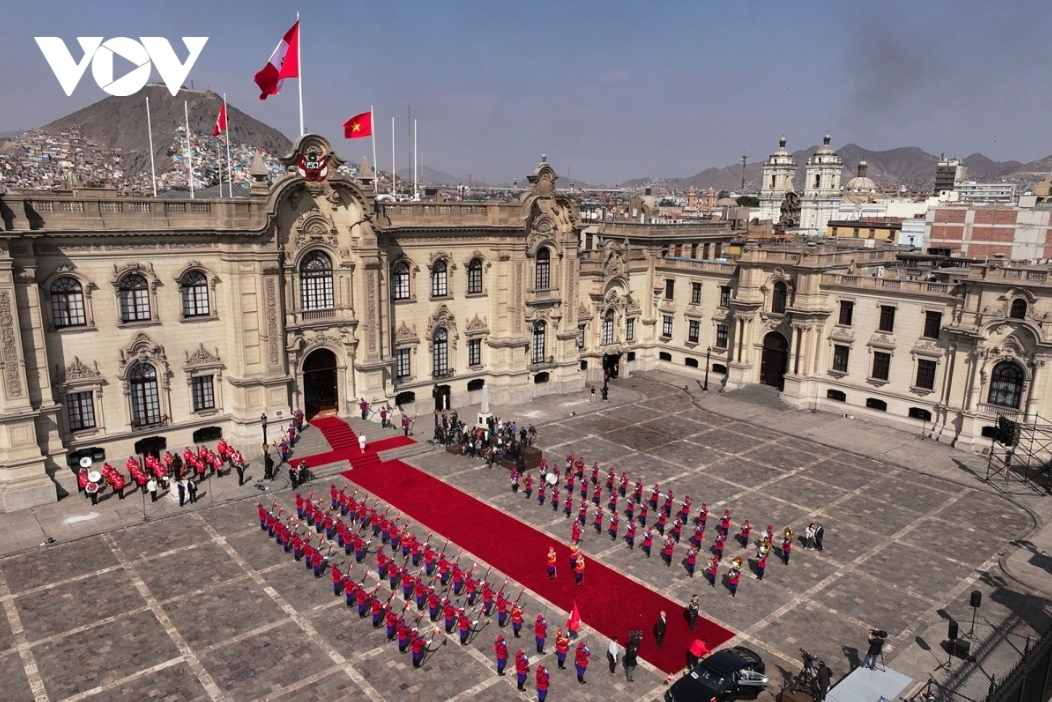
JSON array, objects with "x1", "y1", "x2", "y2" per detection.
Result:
[{"x1": 863, "y1": 630, "x2": 885, "y2": 670}]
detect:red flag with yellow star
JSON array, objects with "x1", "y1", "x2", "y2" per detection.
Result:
[{"x1": 343, "y1": 111, "x2": 372, "y2": 139}]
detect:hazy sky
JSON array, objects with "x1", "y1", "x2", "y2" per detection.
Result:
[{"x1": 3, "y1": 0, "x2": 1051, "y2": 185}]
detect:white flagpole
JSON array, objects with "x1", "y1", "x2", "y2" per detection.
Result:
[
  {"x1": 184, "y1": 100, "x2": 194, "y2": 199},
  {"x1": 146, "y1": 96, "x2": 157, "y2": 196},
  {"x1": 413, "y1": 118, "x2": 417, "y2": 197},
  {"x1": 391, "y1": 117, "x2": 396, "y2": 196},
  {"x1": 224, "y1": 93, "x2": 233, "y2": 197},
  {"x1": 371, "y1": 105, "x2": 377, "y2": 188},
  {"x1": 296, "y1": 12, "x2": 304, "y2": 136}
]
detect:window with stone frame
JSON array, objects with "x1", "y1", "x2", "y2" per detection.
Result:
[
  {"x1": 662, "y1": 315, "x2": 673, "y2": 337},
  {"x1": 715, "y1": 323, "x2": 729, "y2": 349},
  {"x1": 626, "y1": 318, "x2": 635, "y2": 341},
  {"x1": 431, "y1": 260, "x2": 448, "y2": 298},
  {"x1": 300, "y1": 251, "x2": 334, "y2": 311},
  {"x1": 191, "y1": 375, "x2": 216, "y2": 411},
  {"x1": 602, "y1": 310, "x2": 614, "y2": 345},
  {"x1": 535, "y1": 247, "x2": 551, "y2": 290},
  {"x1": 392, "y1": 262, "x2": 411, "y2": 300},
  {"x1": 180, "y1": 270, "x2": 210, "y2": 317},
  {"x1": 51, "y1": 277, "x2": 86, "y2": 328},
  {"x1": 871, "y1": 351, "x2": 891, "y2": 381},
  {"x1": 832, "y1": 344, "x2": 850, "y2": 372},
  {"x1": 915, "y1": 359, "x2": 937, "y2": 390},
  {"x1": 119, "y1": 274, "x2": 151, "y2": 322},
  {"x1": 468, "y1": 338, "x2": 482, "y2": 366},
  {"x1": 66, "y1": 391, "x2": 95, "y2": 431},
  {"x1": 129, "y1": 362, "x2": 162, "y2": 426},
  {"x1": 467, "y1": 258, "x2": 483, "y2": 294},
  {"x1": 688, "y1": 319, "x2": 700, "y2": 343},
  {"x1": 395, "y1": 348, "x2": 411, "y2": 379}
]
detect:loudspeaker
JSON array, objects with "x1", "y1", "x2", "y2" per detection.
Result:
[
  {"x1": 970, "y1": 591, "x2": 982, "y2": 608},
  {"x1": 949, "y1": 639, "x2": 971, "y2": 658},
  {"x1": 948, "y1": 620, "x2": 959, "y2": 640}
]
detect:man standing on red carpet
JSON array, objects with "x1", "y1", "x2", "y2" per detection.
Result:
[
  {"x1": 547, "y1": 547, "x2": 557, "y2": 580},
  {"x1": 574, "y1": 554, "x2": 586, "y2": 587}
]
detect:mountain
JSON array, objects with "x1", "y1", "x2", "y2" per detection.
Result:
[
  {"x1": 636, "y1": 144, "x2": 1041, "y2": 193},
  {"x1": 38, "y1": 84, "x2": 293, "y2": 183},
  {"x1": 396, "y1": 165, "x2": 476, "y2": 187}
]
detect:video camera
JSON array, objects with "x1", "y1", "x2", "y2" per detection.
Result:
[
  {"x1": 800, "y1": 648, "x2": 816, "y2": 664},
  {"x1": 871, "y1": 629, "x2": 888, "y2": 639}
]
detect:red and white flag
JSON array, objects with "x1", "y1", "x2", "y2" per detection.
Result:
[
  {"x1": 253, "y1": 21, "x2": 300, "y2": 100},
  {"x1": 211, "y1": 103, "x2": 227, "y2": 136}
]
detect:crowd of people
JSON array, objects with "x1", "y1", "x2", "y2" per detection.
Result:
[
  {"x1": 433, "y1": 410, "x2": 538, "y2": 466},
  {"x1": 508, "y1": 452, "x2": 828, "y2": 599},
  {"x1": 256, "y1": 485, "x2": 606, "y2": 699}
]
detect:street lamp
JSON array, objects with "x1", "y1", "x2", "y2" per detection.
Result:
[
  {"x1": 703, "y1": 346, "x2": 712, "y2": 392},
  {"x1": 261, "y1": 413, "x2": 268, "y2": 446}
]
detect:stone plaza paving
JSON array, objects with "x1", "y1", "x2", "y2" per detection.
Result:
[{"x1": 0, "y1": 375, "x2": 1049, "y2": 701}]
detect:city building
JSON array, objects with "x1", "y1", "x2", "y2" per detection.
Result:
[
  {"x1": 2, "y1": 133, "x2": 1052, "y2": 512},
  {"x1": 799, "y1": 134, "x2": 844, "y2": 233},
  {"x1": 925, "y1": 200, "x2": 1052, "y2": 259},
  {"x1": 934, "y1": 157, "x2": 968, "y2": 196},
  {"x1": 954, "y1": 182, "x2": 1017, "y2": 205}
]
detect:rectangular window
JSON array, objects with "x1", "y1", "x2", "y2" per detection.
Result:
[
  {"x1": 468, "y1": 338, "x2": 482, "y2": 366},
  {"x1": 66, "y1": 391, "x2": 95, "y2": 431},
  {"x1": 192, "y1": 375, "x2": 215, "y2": 411},
  {"x1": 691, "y1": 282, "x2": 701, "y2": 304},
  {"x1": 719, "y1": 286, "x2": 731, "y2": 308},
  {"x1": 879, "y1": 305, "x2": 896, "y2": 333},
  {"x1": 832, "y1": 345, "x2": 850, "y2": 372},
  {"x1": 577, "y1": 326, "x2": 585, "y2": 349},
  {"x1": 665, "y1": 279, "x2": 675, "y2": 300},
  {"x1": 688, "y1": 320, "x2": 700, "y2": 343},
  {"x1": 838, "y1": 300, "x2": 854, "y2": 326},
  {"x1": 662, "y1": 315, "x2": 673, "y2": 337},
  {"x1": 923, "y1": 311, "x2": 942, "y2": 340},
  {"x1": 715, "y1": 323, "x2": 729, "y2": 349},
  {"x1": 626, "y1": 318, "x2": 635, "y2": 341},
  {"x1": 871, "y1": 351, "x2": 891, "y2": 381},
  {"x1": 915, "y1": 359, "x2": 937, "y2": 390},
  {"x1": 396, "y1": 348, "x2": 411, "y2": 378}
]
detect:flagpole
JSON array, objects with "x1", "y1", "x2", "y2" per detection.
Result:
[
  {"x1": 391, "y1": 117, "x2": 396, "y2": 197},
  {"x1": 224, "y1": 93, "x2": 233, "y2": 197},
  {"x1": 413, "y1": 118, "x2": 417, "y2": 197},
  {"x1": 146, "y1": 96, "x2": 157, "y2": 197},
  {"x1": 184, "y1": 100, "x2": 194, "y2": 199},
  {"x1": 370, "y1": 105, "x2": 377, "y2": 189},
  {"x1": 296, "y1": 12, "x2": 304, "y2": 136}
]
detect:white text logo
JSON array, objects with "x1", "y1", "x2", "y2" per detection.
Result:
[{"x1": 35, "y1": 37, "x2": 208, "y2": 97}]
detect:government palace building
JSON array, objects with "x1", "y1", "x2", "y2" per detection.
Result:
[{"x1": 1, "y1": 134, "x2": 1051, "y2": 511}]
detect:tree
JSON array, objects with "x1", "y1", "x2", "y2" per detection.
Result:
[{"x1": 736, "y1": 195, "x2": 759, "y2": 207}]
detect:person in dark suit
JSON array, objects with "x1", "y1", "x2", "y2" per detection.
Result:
[
  {"x1": 814, "y1": 523, "x2": 825, "y2": 552},
  {"x1": 654, "y1": 611, "x2": 667, "y2": 649},
  {"x1": 815, "y1": 660, "x2": 831, "y2": 701}
]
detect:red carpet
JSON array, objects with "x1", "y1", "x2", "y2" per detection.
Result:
[{"x1": 302, "y1": 417, "x2": 733, "y2": 674}]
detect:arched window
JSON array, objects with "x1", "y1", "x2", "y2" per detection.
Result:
[
  {"x1": 532, "y1": 321, "x2": 547, "y2": 364},
  {"x1": 119, "y1": 274, "x2": 151, "y2": 322},
  {"x1": 602, "y1": 309, "x2": 614, "y2": 345},
  {"x1": 180, "y1": 270, "x2": 209, "y2": 317},
  {"x1": 1010, "y1": 299, "x2": 1027, "y2": 320},
  {"x1": 129, "y1": 362, "x2": 161, "y2": 427},
  {"x1": 988, "y1": 361, "x2": 1025, "y2": 409},
  {"x1": 50, "y1": 277, "x2": 86, "y2": 328},
  {"x1": 467, "y1": 258, "x2": 483, "y2": 295},
  {"x1": 772, "y1": 281, "x2": 788, "y2": 315},
  {"x1": 300, "y1": 251, "x2": 334, "y2": 311},
  {"x1": 392, "y1": 261, "x2": 410, "y2": 300},
  {"x1": 535, "y1": 247, "x2": 551, "y2": 290},
  {"x1": 432, "y1": 327, "x2": 449, "y2": 376},
  {"x1": 431, "y1": 260, "x2": 448, "y2": 298}
]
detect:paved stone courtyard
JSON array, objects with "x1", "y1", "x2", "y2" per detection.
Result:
[{"x1": 0, "y1": 376, "x2": 1048, "y2": 702}]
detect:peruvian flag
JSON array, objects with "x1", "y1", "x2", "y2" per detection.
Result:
[
  {"x1": 566, "y1": 601, "x2": 581, "y2": 633},
  {"x1": 254, "y1": 21, "x2": 300, "y2": 100},
  {"x1": 211, "y1": 103, "x2": 227, "y2": 136}
]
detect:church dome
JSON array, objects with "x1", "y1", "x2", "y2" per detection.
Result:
[
  {"x1": 813, "y1": 133, "x2": 836, "y2": 156},
  {"x1": 715, "y1": 197, "x2": 739, "y2": 206},
  {"x1": 845, "y1": 160, "x2": 876, "y2": 192},
  {"x1": 771, "y1": 135, "x2": 791, "y2": 157}
]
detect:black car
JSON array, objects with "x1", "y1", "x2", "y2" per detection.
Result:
[{"x1": 665, "y1": 646, "x2": 768, "y2": 702}]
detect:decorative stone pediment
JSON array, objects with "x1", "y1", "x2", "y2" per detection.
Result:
[
  {"x1": 119, "y1": 333, "x2": 167, "y2": 372},
  {"x1": 395, "y1": 321, "x2": 419, "y2": 345},
  {"x1": 605, "y1": 250, "x2": 626, "y2": 278},
  {"x1": 868, "y1": 333, "x2": 896, "y2": 350},
  {"x1": 55, "y1": 356, "x2": 101, "y2": 385},
  {"x1": 829, "y1": 327, "x2": 855, "y2": 344},
  {"x1": 911, "y1": 339, "x2": 942, "y2": 359},
  {"x1": 426, "y1": 304, "x2": 458, "y2": 341},
  {"x1": 291, "y1": 211, "x2": 338, "y2": 252},
  {"x1": 578, "y1": 303, "x2": 593, "y2": 320},
  {"x1": 185, "y1": 343, "x2": 222, "y2": 367},
  {"x1": 111, "y1": 261, "x2": 157, "y2": 286},
  {"x1": 465, "y1": 314, "x2": 489, "y2": 335}
]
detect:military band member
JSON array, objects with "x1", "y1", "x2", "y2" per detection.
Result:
[
  {"x1": 679, "y1": 494, "x2": 692, "y2": 523},
  {"x1": 619, "y1": 472, "x2": 629, "y2": 498},
  {"x1": 662, "y1": 535, "x2": 675, "y2": 567},
  {"x1": 537, "y1": 481, "x2": 547, "y2": 506},
  {"x1": 575, "y1": 641, "x2": 591, "y2": 684},
  {"x1": 555, "y1": 629, "x2": 570, "y2": 669},
  {"x1": 551, "y1": 487, "x2": 560, "y2": 511},
  {"x1": 728, "y1": 557, "x2": 743, "y2": 597},
  {"x1": 633, "y1": 477, "x2": 644, "y2": 504},
  {"x1": 535, "y1": 614, "x2": 547, "y2": 654},
  {"x1": 707, "y1": 554, "x2": 721, "y2": 587},
  {"x1": 574, "y1": 555, "x2": 586, "y2": 587},
  {"x1": 524, "y1": 473, "x2": 534, "y2": 499},
  {"x1": 782, "y1": 527, "x2": 793, "y2": 565},
  {"x1": 639, "y1": 502, "x2": 649, "y2": 527},
  {"x1": 655, "y1": 510, "x2": 668, "y2": 536},
  {"x1": 563, "y1": 492, "x2": 573, "y2": 518},
  {"x1": 642, "y1": 527, "x2": 654, "y2": 557},
  {"x1": 686, "y1": 547, "x2": 698, "y2": 577},
  {"x1": 696, "y1": 502, "x2": 709, "y2": 528},
  {"x1": 609, "y1": 512, "x2": 620, "y2": 540},
  {"x1": 547, "y1": 546, "x2": 558, "y2": 580},
  {"x1": 649, "y1": 484, "x2": 661, "y2": 511},
  {"x1": 511, "y1": 601, "x2": 525, "y2": 637},
  {"x1": 714, "y1": 531, "x2": 726, "y2": 559},
  {"x1": 593, "y1": 507, "x2": 604, "y2": 534},
  {"x1": 495, "y1": 634, "x2": 509, "y2": 676},
  {"x1": 720, "y1": 508, "x2": 732, "y2": 537},
  {"x1": 756, "y1": 549, "x2": 768, "y2": 580},
  {"x1": 625, "y1": 521, "x2": 637, "y2": 549}
]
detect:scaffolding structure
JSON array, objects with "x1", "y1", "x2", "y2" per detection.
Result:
[{"x1": 984, "y1": 412, "x2": 1052, "y2": 494}]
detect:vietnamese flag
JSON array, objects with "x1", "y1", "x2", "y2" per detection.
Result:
[
  {"x1": 254, "y1": 21, "x2": 300, "y2": 100},
  {"x1": 211, "y1": 103, "x2": 227, "y2": 136},
  {"x1": 343, "y1": 111, "x2": 373, "y2": 139}
]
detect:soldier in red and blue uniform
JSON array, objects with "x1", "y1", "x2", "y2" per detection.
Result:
[
  {"x1": 720, "y1": 509, "x2": 732, "y2": 537},
  {"x1": 593, "y1": 507, "x2": 604, "y2": 535},
  {"x1": 608, "y1": 512, "x2": 619, "y2": 540},
  {"x1": 686, "y1": 547, "x2": 698, "y2": 577},
  {"x1": 401, "y1": 568, "x2": 414, "y2": 600},
  {"x1": 655, "y1": 510, "x2": 668, "y2": 535},
  {"x1": 679, "y1": 494, "x2": 692, "y2": 523},
  {"x1": 388, "y1": 561, "x2": 401, "y2": 590},
  {"x1": 427, "y1": 587, "x2": 441, "y2": 621},
  {"x1": 756, "y1": 550, "x2": 768, "y2": 580},
  {"x1": 397, "y1": 616, "x2": 411, "y2": 652},
  {"x1": 385, "y1": 607, "x2": 398, "y2": 641},
  {"x1": 619, "y1": 472, "x2": 629, "y2": 497},
  {"x1": 356, "y1": 583, "x2": 370, "y2": 617},
  {"x1": 662, "y1": 535, "x2": 675, "y2": 567},
  {"x1": 696, "y1": 502, "x2": 708, "y2": 528},
  {"x1": 714, "y1": 532, "x2": 726, "y2": 559},
  {"x1": 642, "y1": 527, "x2": 654, "y2": 557},
  {"x1": 495, "y1": 634, "x2": 509, "y2": 676},
  {"x1": 606, "y1": 468, "x2": 615, "y2": 494},
  {"x1": 551, "y1": 486, "x2": 560, "y2": 511},
  {"x1": 411, "y1": 628, "x2": 428, "y2": 668},
  {"x1": 563, "y1": 492, "x2": 573, "y2": 518},
  {"x1": 423, "y1": 545, "x2": 437, "y2": 575},
  {"x1": 481, "y1": 581, "x2": 495, "y2": 615},
  {"x1": 371, "y1": 595, "x2": 384, "y2": 628},
  {"x1": 537, "y1": 480, "x2": 547, "y2": 506},
  {"x1": 633, "y1": 477, "x2": 644, "y2": 504},
  {"x1": 515, "y1": 649, "x2": 530, "y2": 692},
  {"x1": 534, "y1": 614, "x2": 547, "y2": 654},
  {"x1": 523, "y1": 473, "x2": 533, "y2": 499},
  {"x1": 331, "y1": 562, "x2": 344, "y2": 596},
  {"x1": 671, "y1": 517, "x2": 683, "y2": 543},
  {"x1": 575, "y1": 641, "x2": 591, "y2": 684},
  {"x1": 740, "y1": 519, "x2": 752, "y2": 548},
  {"x1": 649, "y1": 484, "x2": 661, "y2": 511},
  {"x1": 625, "y1": 521, "x2": 636, "y2": 549},
  {"x1": 443, "y1": 599, "x2": 457, "y2": 634},
  {"x1": 359, "y1": 397, "x2": 370, "y2": 420}
]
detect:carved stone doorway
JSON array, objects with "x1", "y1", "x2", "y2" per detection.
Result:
[
  {"x1": 760, "y1": 332, "x2": 789, "y2": 391},
  {"x1": 303, "y1": 349, "x2": 339, "y2": 419}
]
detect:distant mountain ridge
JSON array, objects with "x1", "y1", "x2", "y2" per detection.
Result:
[
  {"x1": 633, "y1": 143, "x2": 1046, "y2": 193},
  {"x1": 34, "y1": 84, "x2": 293, "y2": 183}
]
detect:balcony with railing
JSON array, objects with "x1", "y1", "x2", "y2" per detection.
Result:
[
  {"x1": 289, "y1": 306, "x2": 356, "y2": 328},
  {"x1": 131, "y1": 415, "x2": 170, "y2": 431},
  {"x1": 529, "y1": 356, "x2": 556, "y2": 370},
  {"x1": 432, "y1": 368, "x2": 455, "y2": 380},
  {"x1": 526, "y1": 287, "x2": 561, "y2": 306}
]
